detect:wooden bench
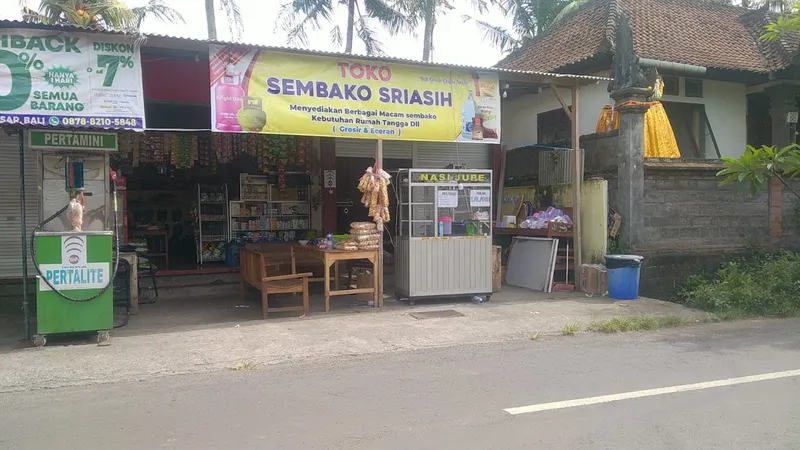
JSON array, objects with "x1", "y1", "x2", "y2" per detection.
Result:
[
  {"x1": 244, "y1": 242, "x2": 321, "y2": 279},
  {"x1": 239, "y1": 247, "x2": 312, "y2": 319}
]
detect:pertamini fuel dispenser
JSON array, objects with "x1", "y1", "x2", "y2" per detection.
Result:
[{"x1": 31, "y1": 155, "x2": 120, "y2": 347}]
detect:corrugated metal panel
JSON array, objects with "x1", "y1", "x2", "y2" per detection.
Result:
[
  {"x1": 0, "y1": 132, "x2": 38, "y2": 279},
  {"x1": 335, "y1": 138, "x2": 412, "y2": 159},
  {"x1": 415, "y1": 142, "x2": 491, "y2": 169},
  {"x1": 395, "y1": 237, "x2": 409, "y2": 297},
  {"x1": 406, "y1": 237, "x2": 492, "y2": 297},
  {"x1": 538, "y1": 149, "x2": 585, "y2": 185}
]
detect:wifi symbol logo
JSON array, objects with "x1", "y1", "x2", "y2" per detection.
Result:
[{"x1": 63, "y1": 235, "x2": 86, "y2": 265}]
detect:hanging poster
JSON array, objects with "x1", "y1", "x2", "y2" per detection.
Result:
[
  {"x1": 469, "y1": 189, "x2": 491, "y2": 207},
  {"x1": 437, "y1": 190, "x2": 459, "y2": 208},
  {"x1": 209, "y1": 45, "x2": 501, "y2": 143},
  {"x1": 0, "y1": 28, "x2": 145, "y2": 130}
]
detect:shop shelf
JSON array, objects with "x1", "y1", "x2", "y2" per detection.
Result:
[{"x1": 197, "y1": 184, "x2": 230, "y2": 264}]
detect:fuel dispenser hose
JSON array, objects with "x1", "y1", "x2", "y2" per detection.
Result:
[{"x1": 30, "y1": 190, "x2": 120, "y2": 303}]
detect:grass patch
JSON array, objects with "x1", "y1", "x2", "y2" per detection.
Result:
[
  {"x1": 231, "y1": 361, "x2": 257, "y2": 371},
  {"x1": 529, "y1": 332, "x2": 542, "y2": 341},
  {"x1": 561, "y1": 322, "x2": 581, "y2": 336},
  {"x1": 679, "y1": 253, "x2": 800, "y2": 318},
  {"x1": 587, "y1": 311, "x2": 774, "y2": 335},
  {"x1": 588, "y1": 315, "x2": 691, "y2": 333}
]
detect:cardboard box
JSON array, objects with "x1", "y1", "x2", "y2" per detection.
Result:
[
  {"x1": 353, "y1": 267, "x2": 374, "y2": 303},
  {"x1": 609, "y1": 213, "x2": 622, "y2": 238},
  {"x1": 271, "y1": 186, "x2": 299, "y2": 201},
  {"x1": 580, "y1": 264, "x2": 607, "y2": 295}
]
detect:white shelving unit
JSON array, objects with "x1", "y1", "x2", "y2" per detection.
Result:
[
  {"x1": 229, "y1": 199, "x2": 311, "y2": 237},
  {"x1": 230, "y1": 174, "x2": 311, "y2": 241},
  {"x1": 239, "y1": 173, "x2": 270, "y2": 201},
  {"x1": 196, "y1": 184, "x2": 229, "y2": 265}
]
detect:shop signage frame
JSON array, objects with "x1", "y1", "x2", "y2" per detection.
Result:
[
  {"x1": 208, "y1": 45, "x2": 501, "y2": 144},
  {"x1": 409, "y1": 170, "x2": 492, "y2": 184},
  {"x1": 27, "y1": 130, "x2": 118, "y2": 152},
  {"x1": 0, "y1": 28, "x2": 146, "y2": 130}
]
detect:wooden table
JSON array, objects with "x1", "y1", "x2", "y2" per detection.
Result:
[
  {"x1": 291, "y1": 245, "x2": 380, "y2": 312},
  {"x1": 119, "y1": 252, "x2": 139, "y2": 314}
]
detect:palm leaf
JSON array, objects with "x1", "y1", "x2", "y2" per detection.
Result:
[
  {"x1": 363, "y1": 0, "x2": 412, "y2": 34},
  {"x1": 329, "y1": 24, "x2": 344, "y2": 47},
  {"x1": 278, "y1": 0, "x2": 335, "y2": 47},
  {"x1": 219, "y1": 0, "x2": 245, "y2": 41},
  {"x1": 462, "y1": 14, "x2": 519, "y2": 52},
  {"x1": 36, "y1": 0, "x2": 137, "y2": 30},
  {"x1": 509, "y1": 0, "x2": 537, "y2": 38},
  {"x1": 470, "y1": 0, "x2": 490, "y2": 14},
  {"x1": 21, "y1": 6, "x2": 46, "y2": 23},
  {"x1": 550, "y1": 0, "x2": 588, "y2": 27},
  {"x1": 354, "y1": 15, "x2": 384, "y2": 55},
  {"x1": 132, "y1": 0, "x2": 184, "y2": 29}
]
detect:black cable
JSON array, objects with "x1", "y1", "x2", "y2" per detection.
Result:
[{"x1": 30, "y1": 190, "x2": 121, "y2": 303}]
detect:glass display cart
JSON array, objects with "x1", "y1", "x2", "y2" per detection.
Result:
[{"x1": 395, "y1": 168, "x2": 493, "y2": 304}]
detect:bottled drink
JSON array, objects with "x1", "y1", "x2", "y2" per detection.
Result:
[
  {"x1": 214, "y1": 63, "x2": 244, "y2": 132},
  {"x1": 460, "y1": 91, "x2": 476, "y2": 139}
]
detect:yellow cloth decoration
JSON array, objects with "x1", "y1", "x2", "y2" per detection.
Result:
[
  {"x1": 595, "y1": 103, "x2": 681, "y2": 158},
  {"x1": 596, "y1": 106, "x2": 620, "y2": 133}
]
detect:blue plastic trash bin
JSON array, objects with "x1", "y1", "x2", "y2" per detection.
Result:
[{"x1": 605, "y1": 255, "x2": 644, "y2": 300}]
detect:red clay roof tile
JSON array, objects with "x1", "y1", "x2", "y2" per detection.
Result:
[{"x1": 498, "y1": 0, "x2": 798, "y2": 74}]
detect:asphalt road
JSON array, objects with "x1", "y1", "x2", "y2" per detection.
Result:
[{"x1": 2, "y1": 319, "x2": 800, "y2": 450}]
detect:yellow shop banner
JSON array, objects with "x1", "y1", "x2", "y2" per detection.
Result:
[{"x1": 209, "y1": 45, "x2": 501, "y2": 143}]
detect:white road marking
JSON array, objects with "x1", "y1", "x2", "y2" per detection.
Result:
[{"x1": 504, "y1": 369, "x2": 800, "y2": 415}]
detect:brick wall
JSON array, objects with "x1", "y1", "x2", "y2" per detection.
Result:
[
  {"x1": 515, "y1": 130, "x2": 800, "y2": 298},
  {"x1": 581, "y1": 131, "x2": 618, "y2": 177},
  {"x1": 640, "y1": 161, "x2": 771, "y2": 253},
  {"x1": 780, "y1": 179, "x2": 800, "y2": 248},
  {"x1": 579, "y1": 130, "x2": 785, "y2": 254},
  {"x1": 634, "y1": 162, "x2": 800, "y2": 298}
]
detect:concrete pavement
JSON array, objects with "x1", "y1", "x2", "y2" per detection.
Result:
[
  {"x1": 0, "y1": 289, "x2": 703, "y2": 393},
  {"x1": 1, "y1": 318, "x2": 799, "y2": 449}
]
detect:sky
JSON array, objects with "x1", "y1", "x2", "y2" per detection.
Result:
[{"x1": 3, "y1": 0, "x2": 512, "y2": 68}]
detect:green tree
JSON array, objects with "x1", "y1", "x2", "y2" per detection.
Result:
[
  {"x1": 762, "y1": 3, "x2": 800, "y2": 40},
  {"x1": 20, "y1": 0, "x2": 182, "y2": 31},
  {"x1": 463, "y1": 0, "x2": 575, "y2": 53},
  {"x1": 204, "y1": 0, "x2": 244, "y2": 41},
  {"x1": 133, "y1": 0, "x2": 184, "y2": 29},
  {"x1": 742, "y1": 0, "x2": 796, "y2": 13},
  {"x1": 717, "y1": 144, "x2": 800, "y2": 199},
  {"x1": 276, "y1": 0, "x2": 411, "y2": 55},
  {"x1": 395, "y1": 0, "x2": 489, "y2": 62},
  {"x1": 397, "y1": 0, "x2": 454, "y2": 62}
]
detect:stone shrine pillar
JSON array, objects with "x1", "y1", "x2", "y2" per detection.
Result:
[{"x1": 610, "y1": 87, "x2": 651, "y2": 249}]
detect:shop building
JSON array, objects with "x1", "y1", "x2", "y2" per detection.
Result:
[{"x1": 0, "y1": 20, "x2": 607, "y2": 339}]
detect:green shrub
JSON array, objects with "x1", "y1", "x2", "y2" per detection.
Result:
[{"x1": 682, "y1": 253, "x2": 800, "y2": 317}]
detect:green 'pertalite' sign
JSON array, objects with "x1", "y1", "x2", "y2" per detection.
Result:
[{"x1": 27, "y1": 130, "x2": 118, "y2": 152}]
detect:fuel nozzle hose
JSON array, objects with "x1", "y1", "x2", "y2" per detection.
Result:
[{"x1": 30, "y1": 191, "x2": 121, "y2": 303}]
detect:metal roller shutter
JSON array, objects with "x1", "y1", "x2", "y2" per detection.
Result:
[
  {"x1": 335, "y1": 138, "x2": 413, "y2": 159},
  {"x1": 0, "y1": 132, "x2": 39, "y2": 279},
  {"x1": 414, "y1": 142, "x2": 491, "y2": 169}
]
